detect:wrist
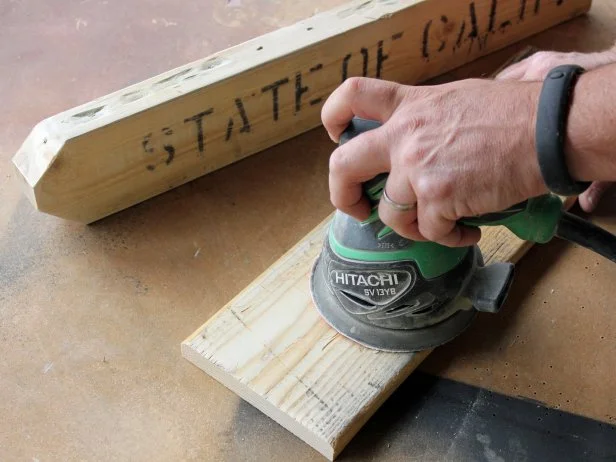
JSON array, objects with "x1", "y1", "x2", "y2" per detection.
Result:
[{"x1": 564, "y1": 71, "x2": 594, "y2": 181}]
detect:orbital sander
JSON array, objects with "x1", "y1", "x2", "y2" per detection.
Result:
[{"x1": 310, "y1": 117, "x2": 616, "y2": 353}]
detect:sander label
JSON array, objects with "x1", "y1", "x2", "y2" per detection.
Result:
[
  {"x1": 332, "y1": 271, "x2": 399, "y2": 287},
  {"x1": 329, "y1": 269, "x2": 413, "y2": 305}
]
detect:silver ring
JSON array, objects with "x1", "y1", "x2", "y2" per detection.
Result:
[{"x1": 382, "y1": 188, "x2": 416, "y2": 212}]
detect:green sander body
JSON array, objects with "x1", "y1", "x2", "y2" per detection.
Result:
[{"x1": 310, "y1": 118, "x2": 616, "y2": 352}]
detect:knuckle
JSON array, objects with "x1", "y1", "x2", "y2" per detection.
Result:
[
  {"x1": 342, "y1": 76, "x2": 364, "y2": 95},
  {"x1": 399, "y1": 115, "x2": 426, "y2": 133},
  {"x1": 398, "y1": 145, "x2": 423, "y2": 168},
  {"x1": 418, "y1": 222, "x2": 439, "y2": 242},
  {"x1": 414, "y1": 176, "x2": 453, "y2": 202},
  {"x1": 320, "y1": 100, "x2": 331, "y2": 122},
  {"x1": 329, "y1": 191, "x2": 344, "y2": 210},
  {"x1": 344, "y1": 76, "x2": 404, "y2": 105},
  {"x1": 328, "y1": 148, "x2": 347, "y2": 175}
]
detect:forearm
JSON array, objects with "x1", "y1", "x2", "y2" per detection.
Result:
[{"x1": 566, "y1": 63, "x2": 616, "y2": 181}]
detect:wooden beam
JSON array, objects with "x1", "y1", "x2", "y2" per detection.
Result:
[
  {"x1": 12, "y1": 0, "x2": 590, "y2": 223},
  {"x1": 182, "y1": 218, "x2": 550, "y2": 460}
]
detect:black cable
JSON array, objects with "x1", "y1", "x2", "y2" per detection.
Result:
[{"x1": 556, "y1": 212, "x2": 616, "y2": 263}]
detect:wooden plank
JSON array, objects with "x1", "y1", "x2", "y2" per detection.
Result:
[
  {"x1": 12, "y1": 0, "x2": 591, "y2": 223},
  {"x1": 182, "y1": 216, "x2": 552, "y2": 460}
]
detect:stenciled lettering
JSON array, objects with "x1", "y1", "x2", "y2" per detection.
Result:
[
  {"x1": 184, "y1": 109, "x2": 214, "y2": 154},
  {"x1": 143, "y1": 127, "x2": 176, "y2": 171},
  {"x1": 226, "y1": 98, "x2": 251, "y2": 141},
  {"x1": 262, "y1": 78, "x2": 290, "y2": 121}
]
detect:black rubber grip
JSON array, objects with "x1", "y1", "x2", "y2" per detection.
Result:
[
  {"x1": 339, "y1": 117, "x2": 382, "y2": 145},
  {"x1": 536, "y1": 65, "x2": 591, "y2": 196}
]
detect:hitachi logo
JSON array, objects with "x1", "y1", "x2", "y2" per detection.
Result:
[{"x1": 332, "y1": 271, "x2": 399, "y2": 287}]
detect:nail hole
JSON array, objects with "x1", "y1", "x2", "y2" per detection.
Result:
[
  {"x1": 200, "y1": 56, "x2": 230, "y2": 71},
  {"x1": 122, "y1": 89, "x2": 146, "y2": 102},
  {"x1": 155, "y1": 68, "x2": 192, "y2": 85},
  {"x1": 72, "y1": 106, "x2": 105, "y2": 118},
  {"x1": 257, "y1": 46, "x2": 263, "y2": 51}
]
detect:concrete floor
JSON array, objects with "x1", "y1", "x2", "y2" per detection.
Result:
[{"x1": 2, "y1": 1, "x2": 616, "y2": 460}]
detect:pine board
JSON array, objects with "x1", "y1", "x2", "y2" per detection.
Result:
[{"x1": 182, "y1": 218, "x2": 543, "y2": 460}]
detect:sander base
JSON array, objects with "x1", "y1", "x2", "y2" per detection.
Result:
[{"x1": 310, "y1": 233, "x2": 514, "y2": 353}]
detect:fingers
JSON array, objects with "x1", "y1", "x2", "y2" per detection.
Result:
[
  {"x1": 378, "y1": 168, "x2": 423, "y2": 241},
  {"x1": 495, "y1": 50, "x2": 616, "y2": 83},
  {"x1": 321, "y1": 77, "x2": 406, "y2": 142},
  {"x1": 578, "y1": 181, "x2": 613, "y2": 213},
  {"x1": 495, "y1": 52, "x2": 553, "y2": 82},
  {"x1": 418, "y1": 208, "x2": 482, "y2": 248},
  {"x1": 495, "y1": 60, "x2": 528, "y2": 81},
  {"x1": 329, "y1": 126, "x2": 392, "y2": 220},
  {"x1": 377, "y1": 168, "x2": 482, "y2": 247}
]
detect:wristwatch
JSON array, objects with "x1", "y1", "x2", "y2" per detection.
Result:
[{"x1": 535, "y1": 64, "x2": 591, "y2": 196}]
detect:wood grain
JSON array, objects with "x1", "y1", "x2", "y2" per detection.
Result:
[{"x1": 12, "y1": 0, "x2": 591, "y2": 223}]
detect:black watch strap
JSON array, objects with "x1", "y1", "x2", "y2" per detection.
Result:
[{"x1": 536, "y1": 64, "x2": 591, "y2": 196}]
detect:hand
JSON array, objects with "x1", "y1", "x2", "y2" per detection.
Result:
[
  {"x1": 321, "y1": 76, "x2": 548, "y2": 247},
  {"x1": 497, "y1": 47, "x2": 616, "y2": 212}
]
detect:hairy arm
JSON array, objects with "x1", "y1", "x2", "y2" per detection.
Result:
[
  {"x1": 567, "y1": 63, "x2": 616, "y2": 182},
  {"x1": 497, "y1": 45, "x2": 616, "y2": 211}
]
